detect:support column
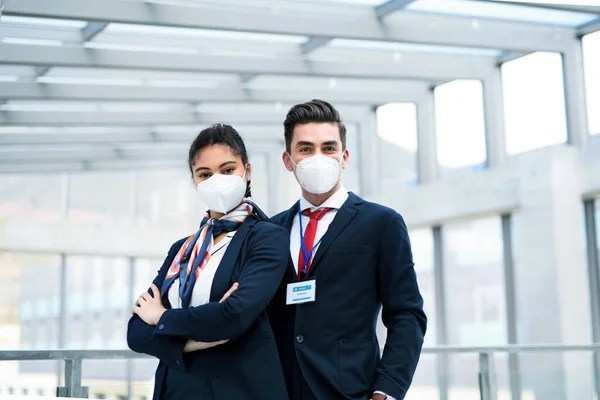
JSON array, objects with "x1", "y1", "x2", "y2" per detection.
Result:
[
  {"x1": 483, "y1": 70, "x2": 507, "y2": 168},
  {"x1": 357, "y1": 110, "x2": 381, "y2": 199},
  {"x1": 416, "y1": 91, "x2": 439, "y2": 183},
  {"x1": 512, "y1": 145, "x2": 592, "y2": 400},
  {"x1": 563, "y1": 39, "x2": 590, "y2": 150}
]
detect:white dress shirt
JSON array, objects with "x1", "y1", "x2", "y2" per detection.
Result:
[
  {"x1": 168, "y1": 231, "x2": 236, "y2": 309},
  {"x1": 290, "y1": 187, "x2": 395, "y2": 400},
  {"x1": 290, "y1": 186, "x2": 349, "y2": 273}
]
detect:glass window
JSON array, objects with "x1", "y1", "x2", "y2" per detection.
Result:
[
  {"x1": 443, "y1": 217, "x2": 507, "y2": 400},
  {"x1": 583, "y1": 31, "x2": 600, "y2": 136},
  {"x1": 69, "y1": 172, "x2": 133, "y2": 225},
  {"x1": 443, "y1": 217, "x2": 507, "y2": 346},
  {"x1": 65, "y1": 255, "x2": 129, "y2": 349},
  {"x1": 376, "y1": 103, "x2": 418, "y2": 186},
  {"x1": 0, "y1": 174, "x2": 64, "y2": 221},
  {"x1": 434, "y1": 80, "x2": 487, "y2": 174},
  {"x1": 0, "y1": 252, "x2": 61, "y2": 350},
  {"x1": 502, "y1": 52, "x2": 568, "y2": 154},
  {"x1": 135, "y1": 169, "x2": 200, "y2": 231}
]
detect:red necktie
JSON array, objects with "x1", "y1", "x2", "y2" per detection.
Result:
[{"x1": 298, "y1": 207, "x2": 334, "y2": 280}]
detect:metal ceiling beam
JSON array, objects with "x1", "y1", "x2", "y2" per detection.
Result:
[
  {"x1": 579, "y1": 18, "x2": 600, "y2": 36},
  {"x1": 2, "y1": 0, "x2": 574, "y2": 52},
  {"x1": 0, "y1": 43, "x2": 496, "y2": 81},
  {"x1": 81, "y1": 22, "x2": 108, "y2": 42},
  {"x1": 300, "y1": 37, "x2": 331, "y2": 54},
  {"x1": 0, "y1": 24, "x2": 83, "y2": 42},
  {"x1": 478, "y1": 1, "x2": 600, "y2": 15},
  {"x1": 0, "y1": 110, "x2": 283, "y2": 126},
  {"x1": 0, "y1": 81, "x2": 429, "y2": 104},
  {"x1": 0, "y1": 109, "x2": 366, "y2": 126},
  {"x1": 0, "y1": 129, "x2": 283, "y2": 145},
  {"x1": 375, "y1": 0, "x2": 418, "y2": 19}
]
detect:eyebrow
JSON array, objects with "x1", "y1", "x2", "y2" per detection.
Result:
[
  {"x1": 194, "y1": 160, "x2": 237, "y2": 173},
  {"x1": 295, "y1": 141, "x2": 314, "y2": 147},
  {"x1": 321, "y1": 141, "x2": 339, "y2": 146}
]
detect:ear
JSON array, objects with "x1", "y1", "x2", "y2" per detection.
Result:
[
  {"x1": 282, "y1": 151, "x2": 294, "y2": 172},
  {"x1": 341, "y1": 148, "x2": 350, "y2": 170},
  {"x1": 245, "y1": 163, "x2": 252, "y2": 181}
]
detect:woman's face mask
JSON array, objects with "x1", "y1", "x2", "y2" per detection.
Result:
[{"x1": 196, "y1": 167, "x2": 248, "y2": 214}]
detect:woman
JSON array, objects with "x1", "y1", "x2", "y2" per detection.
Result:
[{"x1": 127, "y1": 124, "x2": 289, "y2": 400}]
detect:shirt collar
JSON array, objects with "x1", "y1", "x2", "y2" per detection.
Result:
[{"x1": 300, "y1": 185, "x2": 349, "y2": 212}]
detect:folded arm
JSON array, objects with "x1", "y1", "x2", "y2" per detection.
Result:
[{"x1": 154, "y1": 223, "x2": 289, "y2": 342}]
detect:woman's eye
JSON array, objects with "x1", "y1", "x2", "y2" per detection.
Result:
[
  {"x1": 223, "y1": 168, "x2": 235, "y2": 174},
  {"x1": 198, "y1": 173, "x2": 210, "y2": 179}
]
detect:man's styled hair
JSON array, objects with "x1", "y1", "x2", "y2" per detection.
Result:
[{"x1": 283, "y1": 99, "x2": 347, "y2": 153}]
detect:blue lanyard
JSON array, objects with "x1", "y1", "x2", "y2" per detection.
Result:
[{"x1": 298, "y1": 202, "x2": 326, "y2": 276}]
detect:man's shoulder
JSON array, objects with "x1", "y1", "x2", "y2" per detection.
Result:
[{"x1": 354, "y1": 194, "x2": 403, "y2": 221}]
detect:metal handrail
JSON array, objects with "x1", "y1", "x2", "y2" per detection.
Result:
[{"x1": 2, "y1": 344, "x2": 600, "y2": 399}]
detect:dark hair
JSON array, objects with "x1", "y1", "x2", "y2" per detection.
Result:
[
  {"x1": 283, "y1": 99, "x2": 347, "y2": 153},
  {"x1": 188, "y1": 124, "x2": 251, "y2": 197}
]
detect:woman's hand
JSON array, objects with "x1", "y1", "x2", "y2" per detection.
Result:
[{"x1": 132, "y1": 284, "x2": 167, "y2": 326}]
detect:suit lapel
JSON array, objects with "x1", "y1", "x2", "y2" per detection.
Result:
[
  {"x1": 282, "y1": 202, "x2": 300, "y2": 282},
  {"x1": 307, "y1": 192, "x2": 362, "y2": 278},
  {"x1": 208, "y1": 217, "x2": 257, "y2": 302}
]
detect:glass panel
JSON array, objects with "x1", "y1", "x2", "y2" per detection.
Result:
[
  {"x1": 405, "y1": 0, "x2": 598, "y2": 26},
  {"x1": 0, "y1": 252, "x2": 62, "y2": 350},
  {"x1": 82, "y1": 359, "x2": 156, "y2": 400},
  {"x1": 444, "y1": 217, "x2": 507, "y2": 346},
  {"x1": 376, "y1": 103, "x2": 418, "y2": 186},
  {"x1": 447, "y1": 353, "x2": 480, "y2": 400},
  {"x1": 517, "y1": 351, "x2": 595, "y2": 400},
  {"x1": 583, "y1": 31, "x2": 600, "y2": 136},
  {"x1": 0, "y1": 174, "x2": 64, "y2": 221},
  {"x1": 134, "y1": 168, "x2": 200, "y2": 231},
  {"x1": 434, "y1": 80, "x2": 487, "y2": 173},
  {"x1": 69, "y1": 172, "x2": 133, "y2": 225},
  {"x1": 65, "y1": 256, "x2": 130, "y2": 350},
  {"x1": 0, "y1": 360, "x2": 61, "y2": 398},
  {"x1": 405, "y1": 354, "x2": 438, "y2": 400},
  {"x1": 502, "y1": 52, "x2": 568, "y2": 154}
]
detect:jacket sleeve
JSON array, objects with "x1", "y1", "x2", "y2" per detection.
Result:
[
  {"x1": 373, "y1": 211, "x2": 427, "y2": 399},
  {"x1": 126, "y1": 240, "x2": 188, "y2": 371},
  {"x1": 153, "y1": 223, "x2": 289, "y2": 342}
]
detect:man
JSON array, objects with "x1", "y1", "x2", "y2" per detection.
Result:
[{"x1": 269, "y1": 99, "x2": 427, "y2": 400}]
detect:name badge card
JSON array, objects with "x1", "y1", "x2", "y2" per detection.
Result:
[{"x1": 286, "y1": 280, "x2": 316, "y2": 305}]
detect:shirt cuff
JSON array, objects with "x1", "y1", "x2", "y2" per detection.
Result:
[{"x1": 374, "y1": 391, "x2": 396, "y2": 400}]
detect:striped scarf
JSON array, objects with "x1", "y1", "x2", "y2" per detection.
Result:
[{"x1": 161, "y1": 199, "x2": 256, "y2": 308}]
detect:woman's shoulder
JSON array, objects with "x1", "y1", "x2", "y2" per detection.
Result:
[{"x1": 167, "y1": 236, "x2": 189, "y2": 256}]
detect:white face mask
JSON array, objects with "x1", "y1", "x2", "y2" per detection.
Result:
[
  {"x1": 196, "y1": 169, "x2": 248, "y2": 214},
  {"x1": 290, "y1": 154, "x2": 341, "y2": 195}
]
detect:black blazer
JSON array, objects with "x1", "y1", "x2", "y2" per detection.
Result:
[
  {"x1": 269, "y1": 192, "x2": 427, "y2": 400},
  {"x1": 127, "y1": 216, "x2": 290, "y2": 400}
]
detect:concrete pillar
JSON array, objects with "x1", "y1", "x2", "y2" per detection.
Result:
[
  {"x1": 563, "y1": 39, "x2": 590, "y2": 151},
  {"x1": 512, "y1": 145, "x2": 592, "y2": 400},
  {"x1": 483, "y1": 69, "x2": 507, "y2": 168},
  {"x1": 416, "y1": 91, "x2": 439, "y2": 183}
]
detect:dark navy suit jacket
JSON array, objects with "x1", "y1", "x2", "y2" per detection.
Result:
[
  {"x1": 127, "y1": 216, "x2": 290, "y2": 400},
  {"x1": 269, "y1": 192, "x2": 427, "y2": 400}
]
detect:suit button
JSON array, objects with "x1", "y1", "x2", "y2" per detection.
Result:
[
  {"x1": 158, "y1": 324, "x2": 165, "y2": 330},
  {"x1": 295, "y1": 335, "x2": 304, "y2": 344}
]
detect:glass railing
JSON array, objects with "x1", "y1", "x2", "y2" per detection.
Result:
[{"x1": 1, "y1": 344, "x2": 600, "y2": 399}]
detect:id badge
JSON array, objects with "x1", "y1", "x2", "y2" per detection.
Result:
[{"x1": 286, "y1": 280, "x2": 316, "y2": 305}]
